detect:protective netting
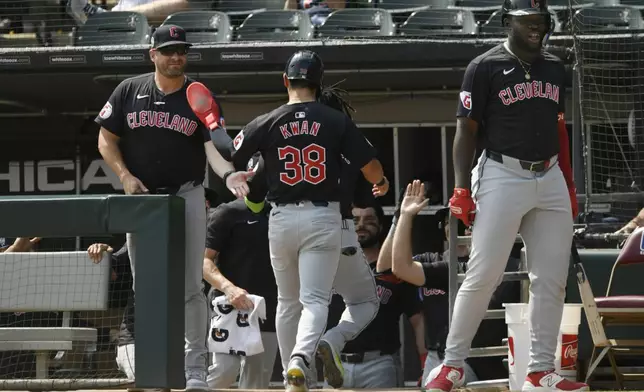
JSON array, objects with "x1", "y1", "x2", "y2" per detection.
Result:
[
  {"x1": 0, "y1": 0, "x2": 513, "y2": 48},
  {"x1": 0, "y1": 235, "x2": 132, "y2": 388},
  {"x1": 570, "y1": 0, "x2": 644, "y2": 223}
]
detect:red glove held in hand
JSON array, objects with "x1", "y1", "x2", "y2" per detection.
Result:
[
  {"x1": 186, "y1": 82, "x2": 222, "y2": 131},
  {"x1": 449, "y1": 188, "x2": 476, "y2": 226}
]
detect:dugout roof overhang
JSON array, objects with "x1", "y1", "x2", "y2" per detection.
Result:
[{"x1": 0, "y1": 37, "x2": 574, "y2": 117}]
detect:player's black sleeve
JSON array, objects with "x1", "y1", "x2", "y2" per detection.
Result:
[
  {"x1": 230, "y1": 116, "x2": 265, "y2": 170},
  {"x1": 456, "y1": 59, "x2": 490, "y2": 123},
  {"x1": 414, "y1": 253, "x2": 449, "y2": 291},
  {"x1": 340, "y1": 118, "x2": 377, "y2": 170},
  {"x1": 95, "y1": 80, "x2": 128, "y2": 136},
  {"x1": 205, "y1": 204, "x2": 233, "y2": 252},
  {"x1": 402, "y1": 281, "x2": 423, "y2": 318},
  {"x1": 211, "y1": 128, "x2": 234, "y2": 163}
]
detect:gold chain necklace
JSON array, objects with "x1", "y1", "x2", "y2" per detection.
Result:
[{"x1": 504, "y1": 41, "x2": 533, "y2": 80}]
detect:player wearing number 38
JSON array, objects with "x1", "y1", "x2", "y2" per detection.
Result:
[{"x1": 222, "y1": 50, "x2": 388, "y2": 391}]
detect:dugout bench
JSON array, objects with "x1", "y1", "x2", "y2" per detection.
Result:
[{"x1": 0, "y1": 251, "x2": 110, "y2": 379}]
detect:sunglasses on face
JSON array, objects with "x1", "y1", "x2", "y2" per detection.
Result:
[{"x1": 157, "y1": 45, "x2": 189, "y2": 56}]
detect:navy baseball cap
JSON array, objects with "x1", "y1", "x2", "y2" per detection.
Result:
[{"x1": 151, "y1": 25, "x2": 191, "y2": 49}]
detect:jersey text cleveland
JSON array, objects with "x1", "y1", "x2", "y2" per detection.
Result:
[
  {"x1": 127, "y1": 110, "x2": 199, "y2": 136},
  {"x1": 498, "y1": 81, "x2": 560, "y2": 106},
  {"x1": 279, "y1": 120, "x2": 321, "y2": 139}
]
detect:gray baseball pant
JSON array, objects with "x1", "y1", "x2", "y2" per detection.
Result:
[
  {"x1": 268, "y1": 201, "x2": 342, "y2": 372},
  {"x1": 322, "y1": 219, "x2": 379, "y2": 352},
  {"x1": 207, "y1": 332, "x2": 279, "y2": 389},
  {"x1": 126, "y1": 182, "x2": 209, "y2": 373},
  {"x1": 443, "y1": 152, "x2": 572, "y2": 373}
]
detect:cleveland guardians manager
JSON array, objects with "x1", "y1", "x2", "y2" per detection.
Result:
[
  {"x1": 424, "y1": 0, "x2": 587, "y2": 391},
  {"x1": 96, "y1": 25, "x2": 251, "y2": 390},
  {"x1": 223, "y1": 50, "x2": 388, "y2": 391}
]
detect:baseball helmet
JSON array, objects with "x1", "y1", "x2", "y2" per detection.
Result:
[
  {"x1": 501, "y1": 0, "x2": 553, "y2": 33},
  {"x1": 284, "y1": 50, "x2": 324, "y2": 87}
]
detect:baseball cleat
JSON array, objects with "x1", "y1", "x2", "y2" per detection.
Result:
[
  {"x1": 185, "y1": 369, "x2": 210, "y2": 392},
  {"x1": 522, "y1": 370, "x2": 589, "y2": 391},
  {"x1": 316, "y1": 339, "x2": 344, "y2": 388},
  {"x1": 285, "y1": 356, "x2": 309, "y2": 392},
  {"x1": 424, "y1": 364, "x2": 465, "y2": 392}
]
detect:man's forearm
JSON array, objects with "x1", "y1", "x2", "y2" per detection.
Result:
[
  {"x1": 203, "y1": 258, "x2": 235, "y2": 292},
  {"x1": 453, "y1": 127, "x2": 477, "y2": 189},
  {"x1": 391, "y1": 213, "x2": 415, "y2": 274},
  {"x1": 376, "y1": 224, "x2": 395, "y2": 272},
  {"x1": 410, "y1": 314, "x2": 428, "y2": 355},
  {"x1": 204, "y1": 142, "x2": 236, "y2": 178},
  {"x1": 99, "y1": 138, "x2": 130, "y2": 181}
]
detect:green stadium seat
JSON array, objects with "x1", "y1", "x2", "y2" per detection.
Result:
[
  {"x1": 573, "y1": 6, "x2": 644, "y2": 32},
  {"x1": 618, "y1": 0, "x2": 644, "y2": 8},
  {"x1": 455, "y1": 0, "x2": 500, "y2": 10},
  {"x1": 74, "y1": 11, "x2": 151, "y2": 46},
  {"x1": 216, "y1": 0, "x2": 284, "y2": 14},
  {"x1": 376, "y1": 0, "x2": 446, "y2": 13},
  {"x1": 236, "y1": 10, "x2": 314, "y2": 41},
  {"x1": 317, "y1": 9, "x2": 396, "y2": 38},
  {"x1": 162, "y1": 11, "x2": 232, "y2": 44},
  {"x1": 399, "y1": 8, "x2": 478, "y2": 36}
]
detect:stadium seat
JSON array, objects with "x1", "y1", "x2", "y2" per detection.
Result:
[
  {"x1": 618, "y1": 0, "x2": 644, "y2": 8},
  {"x1": 217, "y1": 0, "x2": 284, "y2": 14},
  {"x1": 479, "y1": 8, "x2": 561, "y2": 35},
  {"x1": 236, "y1": 10, "x2": 314, "y2": 41},
  {"x1": 74, "y1": 11, "x2": 151, "y2": 46},
  {"x1": 572, "y1": 6, "x2": 644, "y2": 32},
  {"x1": 317, "y1": 9, "x2": 396, "y2": 38},
  {"x1": 161, "y1": 11, "x2": 232, "y2": 44},
  {"x1": 455, "y1": 0, "x2": 500, "y2": 10},
  {"x1": 547, "y1": 0, "x2": 596, "y2": 9},
  {"x1": 399, "y1": 8, "x2": 478, "y2": 36},
  {"x1": 376, "y1": 0, "x2": 450, "y2": 13}
]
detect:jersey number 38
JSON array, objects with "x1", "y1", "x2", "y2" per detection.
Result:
[{"x1": 278, "y1": 144, "x2": 327, "y2": 186}]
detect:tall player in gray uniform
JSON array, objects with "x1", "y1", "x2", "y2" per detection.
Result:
[
  {"x1": 424, "y1": 0, "x2": 586, "y2": 391},
  {"x1": 96, "y1": 25, "x2": 251, "y2": 390},
  {"x1": 225, "y1": 50, "x2": 389, "y2": 391}
]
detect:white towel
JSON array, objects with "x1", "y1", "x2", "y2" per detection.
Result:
[{"x1": 208, "y1": 294, "x2": 266, "y2": 357}]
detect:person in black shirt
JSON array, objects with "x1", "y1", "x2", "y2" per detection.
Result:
[
  {"x1": 202, "y1": 153, "x2": 278, "y2": 389},
  {"x1": 95, "y1": 24, "x2": 251, "y2": 391},
  {"x1": 326, "y1": 202, "x2": 426, "y2": 388},
  {"x1": 215, "y1": 50, "x2": 389, "y2": 392},
  {"x1": 387, "y1": 181, "x2": 524, "y2": 385},
  {"x1": 433, "y1": 0, "x2": 584, "y2": 390}
]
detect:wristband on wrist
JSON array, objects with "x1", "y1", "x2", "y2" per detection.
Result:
[
  {"x1": 222, "y1": 170, "x2": 234, "y2": 185},
  {"x1": 376, "y1": 177, "x2": 387, "y2": 186}
]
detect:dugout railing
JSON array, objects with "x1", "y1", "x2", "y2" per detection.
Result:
[{"x1": 0, "y1": 194, "x2": 186, "y2": 390}]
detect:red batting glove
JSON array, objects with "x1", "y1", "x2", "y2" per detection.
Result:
[
  {"x1": 449, "y1": 188, "x2": 476, "y2": 226},
  {"x1": 186, "y1": 82, "x2": 222, "y2": 131},
  {"x1": 569, "y1": 187, "x2": 578, "y2": 219},
  {"x1": 417, "y1": 352, "x2": 428, "y2": 387}
]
